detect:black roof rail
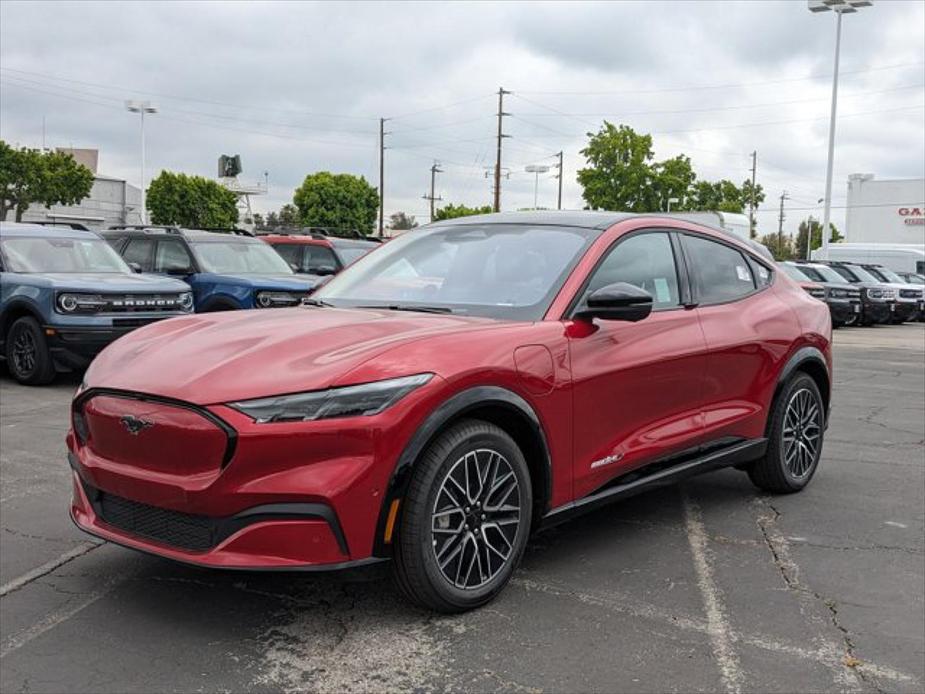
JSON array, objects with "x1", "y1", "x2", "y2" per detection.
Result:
[
  {"x1": 195, "y1": 227, "x2": 256, "y2": 237},
  {"x1": 27, "y1": 221, "x2": 93, "y2": 231},
  {"x1": 107, "y1": 224, "x2": 183, "y2": 235}
]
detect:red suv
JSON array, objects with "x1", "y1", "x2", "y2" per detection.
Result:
[
  {"x1": 260, "y1": 231, "x2": 380, "y2": 278},
  {"x1": 68, "y1": 212, "x2": 832, "y2": 612}
]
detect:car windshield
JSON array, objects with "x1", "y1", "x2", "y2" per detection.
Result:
[
  {"x1": 335, "y1": 245, "x2": 376, "y2": 266},
  {"x1": 315, "y1": 223, "x2": 597, "y2": 320},
  {"x1": 781, "y1": 264, "x2": 810, "y2": 282},
  {"x1": 844, "y1": 265, "x2": 880, "y2": 283},
  {"x1": 0, "y1": 236, "x2": 130, "y2": 273},
  {"x1": 190, "y1": 240, "x2": 293, "y2": 274},
  {"x1": 807, "y1": 265, "x2": 846, "y2": 283},
  {"x1": 904, "y1": 274, "x2": 925, "y2": 285},
  {"x1": 872, "y1": 267, "x2": 904, "y2": 283}
]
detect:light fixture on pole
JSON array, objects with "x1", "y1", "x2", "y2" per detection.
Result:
[
  {"x1": 525, "y1": 164, "x2": 550, "y2": 210},
  {"x1": 666, "y1": 197, "x2": 680, "y2": 212},
  {"x1": 125, "y1": 100, "x2": 158, "y2": 224},
  {"x1": 807, "y1": 0, "x2": 873, "y2": 259},
  {"x1": 806, "y1": 197, "x2": 825, "y2": 260}
]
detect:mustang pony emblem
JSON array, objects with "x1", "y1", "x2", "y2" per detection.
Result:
[{"x1": 120, "y1": 415, "x2": 154, "y2": 435}]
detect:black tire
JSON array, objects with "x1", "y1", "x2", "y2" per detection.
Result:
[
  {"x1": 748, "y1": 373, "x2": 824, "y2": 494},
  {"x1": 5, "y1": 316, "x2": 56, "y2": 385},
  {"x1": 392, "y1": 419, "x2": 532, "y2": 613}
]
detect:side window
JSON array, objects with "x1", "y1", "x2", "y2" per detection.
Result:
[
  {"x1": 122, "y1": 238, "x2": 154, "y2": 271},
  {"x1": 154, "y1": 239, "x2": 194, "y2": 273},
  {"x1": 748, "y1": 257, "x2": 773, "y2": 288},
  {"x1": 684, "y1": 235, "x2": 755, "y2": 304},
  {"x1": 272, "y1": 244, "x2": 304, "y2": 271},
  {"x1": 583, "y1": 232, "x2": 681, "y2": 309},
  {"x1": 306, "y1": 246, "x2": 339, "y2": 273}
]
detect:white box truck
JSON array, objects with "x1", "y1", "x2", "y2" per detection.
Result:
[{"x1": 811, "y1": 243, "x2": 925, "y2": 274}]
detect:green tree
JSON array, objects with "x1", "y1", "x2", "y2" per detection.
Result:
[
  {"x1": 0, "y1": 141, "x2": 94, "y2": 221},
  {"x1": 252, "y1": 212, "x2": 265, "y2": 229},
  {"x1": 794, "y1": 217, "x2": 842, "y2": 259},
  {"x1": 433, "y1": 203, "x2": 493, "y2": 221},
  {"x1": 759, "y1": 232, "x2": 796, "y2": 261},
  {"x1": 577, "y1": 123, "x2": 765, "y2": 219},
  {"x1": 278, "y1": 204, "x2": 299, "y2": 228},
  {"x1": 389, "y1": 211, "x2": 418, "y2": 230},
  {"x1": 146, "y1": 171, "x2": 238, "y2": 228},
  {"x1": 292, "y1": 172, "x2": 379, "y2": 232},
  {"x1": 578, "y1": 122, "x2": 660, "y2": 212}
]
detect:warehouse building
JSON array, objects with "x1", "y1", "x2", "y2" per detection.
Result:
[
  {"x1": 844, "y1": 173, "x2": 925, "y2": 245},
  {"x1": 21, "y1": 148, "x2": 142, "y2": 230}
]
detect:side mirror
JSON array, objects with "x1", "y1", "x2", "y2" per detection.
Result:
[
  {"x1": 127, "y1": 262, "x2": 143, "y2": 273},
  {"x1": 164, "y1": 264, "x2": 193, "y2": 276},
  {"x1": 289, "y1": 262, "x2": 300, "y2": 272},
  {"x1": 576, "y1": 282, "x2": 654, "y2": 322}
]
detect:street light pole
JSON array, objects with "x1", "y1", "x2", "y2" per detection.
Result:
[
  {"x1": 808, "y1": 0, "x2": 873, "y2": 258},
  {"x1": 525, "y1": 164, "x2": 550, "y2": 209},
  {"x1": 125, "y1": 100, "x2": 157, "y2": 225}
]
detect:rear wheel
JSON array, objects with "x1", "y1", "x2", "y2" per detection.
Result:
[
  {"x1": 748, "y1": 373, "x2": 824, "y2": 494},
  {"x1": 392, "y1": 419, "x2": 532, "y2": 613},
  {"x1": 6, "y1": 317, "x2": 56, "y2": 385}
]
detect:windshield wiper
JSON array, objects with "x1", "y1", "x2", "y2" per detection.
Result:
[
  {"x1": 358, "y1": 304, "x2": 454, "y2": 314},
  {"x1": 302, "y1": 297, "x2": 335, "y2": 308}
]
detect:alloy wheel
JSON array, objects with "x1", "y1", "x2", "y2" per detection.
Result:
[
  {"x1": 781, "y1": 388, "x2": 821, "y2": 478},
  {"x1": 11, "y1": 327, "x2": 37, "y2": 377},
  {"x1": 431, "y1": 448, "x2": 522, "y2": 590}
]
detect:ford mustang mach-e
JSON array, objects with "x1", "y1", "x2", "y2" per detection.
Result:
[{"x1": 68, "y1": 211, "x2": 832, "y2": 612}]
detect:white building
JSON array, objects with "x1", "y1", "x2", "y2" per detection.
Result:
[
  {"x1": 21, "y1": 148, "x2": 143, "y2": 230},
  {"x1": 844, "y1": 174, "x2": 925, "y2": 245}
]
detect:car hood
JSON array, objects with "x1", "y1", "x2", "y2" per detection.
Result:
[
  {"x1": 200, "y1": 273, "x2": 318, "y2": 290},
  {"x1": 20, "y1": 272, "x2": 190, "y2": 292},
  {"x1": 84, "y1": 307, "x2": 499, "y2": 404}
]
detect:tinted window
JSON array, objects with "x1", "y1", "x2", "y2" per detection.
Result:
[
  {"x1": 751, "y1": 259, "x2": 772, "y2": 287},
  {"x1": 584, "y1": 232, "x2": 680, "y2": 309},
  {"x1": 271, "y1": 243, "x2": 304, "y2": 270},
  {"x1": 155, "y1": 239, "x2": 193, "y2": 273},
  {"x1": 684, "y1": 235, "x2": 755, "y2": 303},
  {"x1": 123, "y1": 238, "x2": 154, "y2": 271},
  {"x1": 306, "y1": 246, "x2": 339, "y2": 273}
]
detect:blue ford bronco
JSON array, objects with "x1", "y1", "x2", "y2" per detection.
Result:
[
  {"x1": 100, "y1": 226, "x2": 319, "y2": 311},
  {"x1": 0, "y1": 222, "x2": 193, "y2": 385}
]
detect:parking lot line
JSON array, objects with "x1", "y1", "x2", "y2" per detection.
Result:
[
  {"x1": 0, "y1": 540, "x2": 101, "y2": 597},
  {"x1": 681, "y1": 489, "x2": 745, "y2": 694}
]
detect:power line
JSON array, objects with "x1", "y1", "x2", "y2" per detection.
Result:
[{"x1": 513, "y1": 61, "x2": 925, "y2": 96}]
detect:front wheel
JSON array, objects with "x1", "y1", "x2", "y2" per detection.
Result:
[
  {"x1": 392, "y1": 419, "x2": 532, "y2": 613},
  {"x1": 748, "y1": 373, "x2": 824, "y2": 494},
  {"x1": 5, "y1": 316, "x2": 56, "y2": 385}
]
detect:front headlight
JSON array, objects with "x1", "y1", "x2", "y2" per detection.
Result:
[
  {"x1": 56, "y1": 293, "x2": 106, "y2": 314},
  {"x1": 178, "y1": 292, "x2": 194, "y2": 312},
  {"x1": 228, "y1": 373, "x2": 433, "y2": 423},
  {"x1": 256, "y1": 291, "x2": 301, "y2": 308}
]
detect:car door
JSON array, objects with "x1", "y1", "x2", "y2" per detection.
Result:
[
  {"x1": 567, "y1": 229, "x2": 708, "y2": 499},
  {"x1": 680, "y1": 232, "x2": 794, "y2": 444}
]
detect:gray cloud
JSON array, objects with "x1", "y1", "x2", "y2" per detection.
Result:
[{"x1": 1, "y1": 0, "x2": 922, "y2": 233}]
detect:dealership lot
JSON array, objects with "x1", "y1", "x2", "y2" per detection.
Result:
[{"x1": 0, "y1": 325, "x2": 922, "y2": 693}]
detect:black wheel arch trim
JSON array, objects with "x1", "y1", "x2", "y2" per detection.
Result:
[
  {"x1": 371, "y1": 385, "x2": 553, "y2": 558},
  {"x1": 773, "y1": 345, "x2": 830, "y2": 427}
]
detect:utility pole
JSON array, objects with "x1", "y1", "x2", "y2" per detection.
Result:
[
  {"x1": 555, "y1": 151, "x2": 564, "y2": 210},
  {"x1": 749, "y1": 150, "x2": 758, "y2": 239},
  {"x1": 493, "y1": 87, "x2": 511, "y2": 213},
  {"x1": 777, "y1": 190, "x2": 789, "y2": 260},
  {"x1": 378, "y1": 118, "x2": 389, "y2": 237},
  {"x1": 423, "y1": 162, "x2": 443, "y2": 222}
]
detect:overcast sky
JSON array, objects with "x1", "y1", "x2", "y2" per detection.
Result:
[{"x1": 1, "y1": 0, "x2": 923, "y2": 235}]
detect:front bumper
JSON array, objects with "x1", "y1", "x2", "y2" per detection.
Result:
[
  {"x1": 827, "y1": 299, "x2": 860, "y2": 324},
  {"x1": 861, "y1": 301, "x2": 894, "y2": 324},
  {"x1": 67, "y1": 382, "x2": 441, "y2": 570},
  {"x1": 45, "y1": 318, "x2": 176, "y2": 370},
  {"x1": 893, "y1": 300, "x2": 921, "y2": 322}
]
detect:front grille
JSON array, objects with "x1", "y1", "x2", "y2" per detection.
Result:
[
  {"x1": 112, "y1": 317, "x2": 167, "y2": 328},
  {"x1": 105, "y1": 294, "x2": 188, "y2": 313},
  {"x1": 900, "y1": 289, "x2": 923, "y2": 299},
  {"x1": 98, "y1": 491, "x2": 214, "y2": 551}
]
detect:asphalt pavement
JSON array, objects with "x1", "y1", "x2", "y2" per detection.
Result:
[{"x1": 1, "y1": 325, "x2": 923, "y2": 693}]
